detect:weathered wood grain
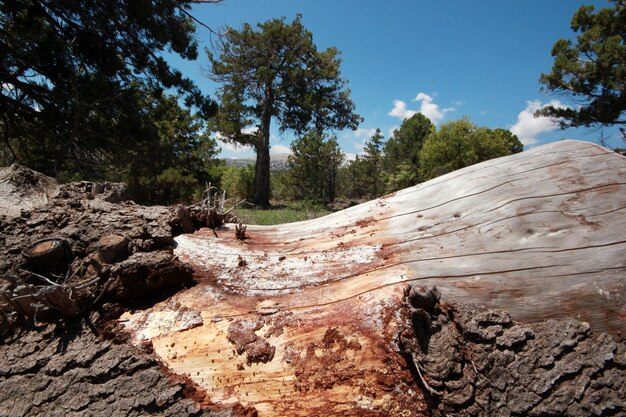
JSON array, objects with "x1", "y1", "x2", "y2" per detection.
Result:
[{"x1": 121, "y1": 140, "x2": 626, "y2": 416}]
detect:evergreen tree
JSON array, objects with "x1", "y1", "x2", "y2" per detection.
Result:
[
  {"x1": 0, "y1": 0, "x2": 219, "y2": 201},
  {"x1": 220, "y1": 164, "x2": 255, "y2": 201},
  {"x1": 360, "y1": 129, "x2": 385, "y2": 198},
  {"x1": 288, "y1": 131, "x2": 344, "y2": 203},
  {"x1": 135, "y1": 93, "x2": 220, "y2": 204},
  {"x1": 338, "y1": 156, "x2": 368, "y2": 200},
  {"x1": 538, "y1": 1, "x2": 626, "y2": 139},
  {"x1": 340, "y1": 128, "x2": 386, "y2": 199},
  {"x1": 207, "y1": 16, "x2": 361, "y2": 207},
  {"x1": 418, "y1": 118, "x2": 522, "y2": 181}
]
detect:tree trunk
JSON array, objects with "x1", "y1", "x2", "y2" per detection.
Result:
[
  {"x1": 253, "y1": 95, "x2": 272, "y2": 207},
  {"x1": 253, "y1": 142, "x2": 271, "y2": 207},
  {"x1": 325, "y1": 157, "x2": 336, "y2": 203},
  {"x1": 129, "y1": 164, "x2": 143, "y2": 203},
  {"x1": 126, "y1": 140, "x2": 626, "y2": 417}
]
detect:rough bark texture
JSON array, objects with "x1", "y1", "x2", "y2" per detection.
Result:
[
  {"x1": 0, "y1": 320, "x2": 255, "y2": 417},
  {"x1": 0, "y1": 165, "x2": 205, "y2": 330},
  {"x1": 0, "y1": 164, "x2": 256, "y2": 417},
  {"x1": 253, "y1": 143, "x2": 271, "y2": 207},
  {"x1": 399, "y1": 285, "x2": 625, "y2": 417}
]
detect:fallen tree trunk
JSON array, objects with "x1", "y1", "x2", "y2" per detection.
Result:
[
  {"x1": 1, "y1": 140, "x2": 624, "y2": 416},
  {"x1": 120, "y1": 140, "x2": 625, "y2": 416}
]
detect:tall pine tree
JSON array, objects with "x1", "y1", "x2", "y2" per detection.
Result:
[
  {"x1": 207, "y1": 16, "x2": 361, "y2": 206},
  {"x1": 383, "y1": 113, "x2": 433, "y2": 191}
]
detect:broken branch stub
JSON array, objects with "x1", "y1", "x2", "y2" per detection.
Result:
[
  {"x1": 186, "y1": 183, "x2": 240, "y2": 230},
  {"x1": 235, "y1": 223, "x2": 247, "y2": 240},
  {"x1": 22, "y1": 238, "x2": 72, "y2": 278},
  {"x1": 96, "y1": 234, "x2": 129, "y2": 264}
]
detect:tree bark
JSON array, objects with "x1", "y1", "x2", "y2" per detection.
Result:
[
  {"x1": 253, "y1": 94, "x2": 273, "y2": 207},
  {"x1": 253, "y1": 144, "x2": 270, "y2": 207}
]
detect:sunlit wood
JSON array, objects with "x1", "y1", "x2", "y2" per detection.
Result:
[{"x1": 122, "y1": 140, "x2": 626, "y2": 416}]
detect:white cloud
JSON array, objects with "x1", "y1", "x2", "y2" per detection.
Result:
[
  {"x1": 214, "y1": 129, "x2": 292, "y2": 158},
  {"x1": 241, "y1": 125, "x2": 258, "y2": 135},
  {"x1": 216, "y1": 138, "x2": 251, "y2": 153},
  {"x1": 344, "y1": 152, "x2": 357, "y2": 162},
  {"x1": 212, "y1": 131, "x2": 225, "y2": 141},
  {"x1": 388, "y1": 100, "x2": 417, "y2": 120},
  {"x1": 353, "y1": 127, "x2": 379, "y2": 139},
  {"x1": 213, "y1": 132, "x2": 255, "y2": 158},
  {"x1": 348, "y1": 127, "x2": 380, "y2": 153},
  {"x1": 388, "y1": 125, "x2": 399, "y2": 138},
  {"x1": 388, "y1": 93, "x2": 454, "y2": 124},
  {"x1": 352, "y1": 141, "x2": 366, "y2": 153},
  {"x1": 510, "y1": 100, "x2": 568, "y2": 146},
  {"x1": 413, "y1": 92, "x2": 455, "y2": 125},
  {"x1": 271, "y1": 143, "x2": 292, "y2": 155}
]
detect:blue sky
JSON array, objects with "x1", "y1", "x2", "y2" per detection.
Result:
[{"x1": 165, "y1": 0, "x2": 622, "y2": 159}]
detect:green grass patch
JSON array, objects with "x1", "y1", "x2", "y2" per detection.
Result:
[{"x1": 231, "y1": 201, "x2": 333, "y2": 225}]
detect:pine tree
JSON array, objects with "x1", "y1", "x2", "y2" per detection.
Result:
[
  {"x1": 288, "y1": 131, "x2": 344, "y2": 203},
  {"x1": 0, "y1": 0, "x2": 219, "y2": 197},
  {"x1": 207, "y1": 16, "x2": 361, "y2": 206},
  {"x1": 538, "y1": 1, "x2": 626, "y2": 139},
  {"x1": 382, "y1": 113, "x2": 434, "y2": 191}
]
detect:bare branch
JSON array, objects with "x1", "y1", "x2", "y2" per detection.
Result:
[
  {"x1": 224, "y1": 199, "x2": 247, "y2": 215},
  {"x1": 18, "y1": 269, "x2": 60, "y2": 287},
  {"x1": 73, "y1": 276, "x2": 103, "y2": 290},
  {"x1": 177, "y1": 6, "x2": 224, "y2": 37}
]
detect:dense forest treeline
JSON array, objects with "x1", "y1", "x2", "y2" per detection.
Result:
[
  {"x1": 1, "y1": 1, "x2": 623, "y2": 207},
  {"x1": 221, "y1": 115, "x2": 522, "y2": 205}
]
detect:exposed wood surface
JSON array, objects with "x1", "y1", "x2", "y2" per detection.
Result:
[{"x1": 121, "y1": 140, "x2": 626, "y2": 416}]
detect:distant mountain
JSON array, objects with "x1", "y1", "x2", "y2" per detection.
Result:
[{"x1": 221, "y1": 153, "x2": 290, "y2": 171}]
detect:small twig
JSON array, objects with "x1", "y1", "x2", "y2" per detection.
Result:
[
  {"x1": 224, "y1": 199, "x2": 247, "y2": 215},
  {"x1": 74, "y1": 276, "x2": 102, "y2": 290},
  {"x1": 9, "y1": 294, "x2": 36, "y2": 302},
  {"x1": 219, "y1": 190, "x2": 226, "y2": 214},
  {"x1": 90, "y1": 276, "x2": 111, "y2": 309},
  {"x1": 62, "y1": 259, "x2": 86, "y2": 284},
  {"x1": 412, "y1": 353, "x2": 442, "y2": 396},
  {"x1": 469, "y1": 358, "x2": 478, "y2": 375},
  {"x1": 206, "y1": 181, "x2": 211, "y2": 209},
  {"x1": 19, "y1": 269, "x2": 60, "y2": 287},
  {"x1": 176, "y1": 5, "x2": 224, "y2": 37}
]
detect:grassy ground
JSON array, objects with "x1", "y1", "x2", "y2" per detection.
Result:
[{"x1": 230, "y1": 201, "x2": 333, "y2": 225}]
